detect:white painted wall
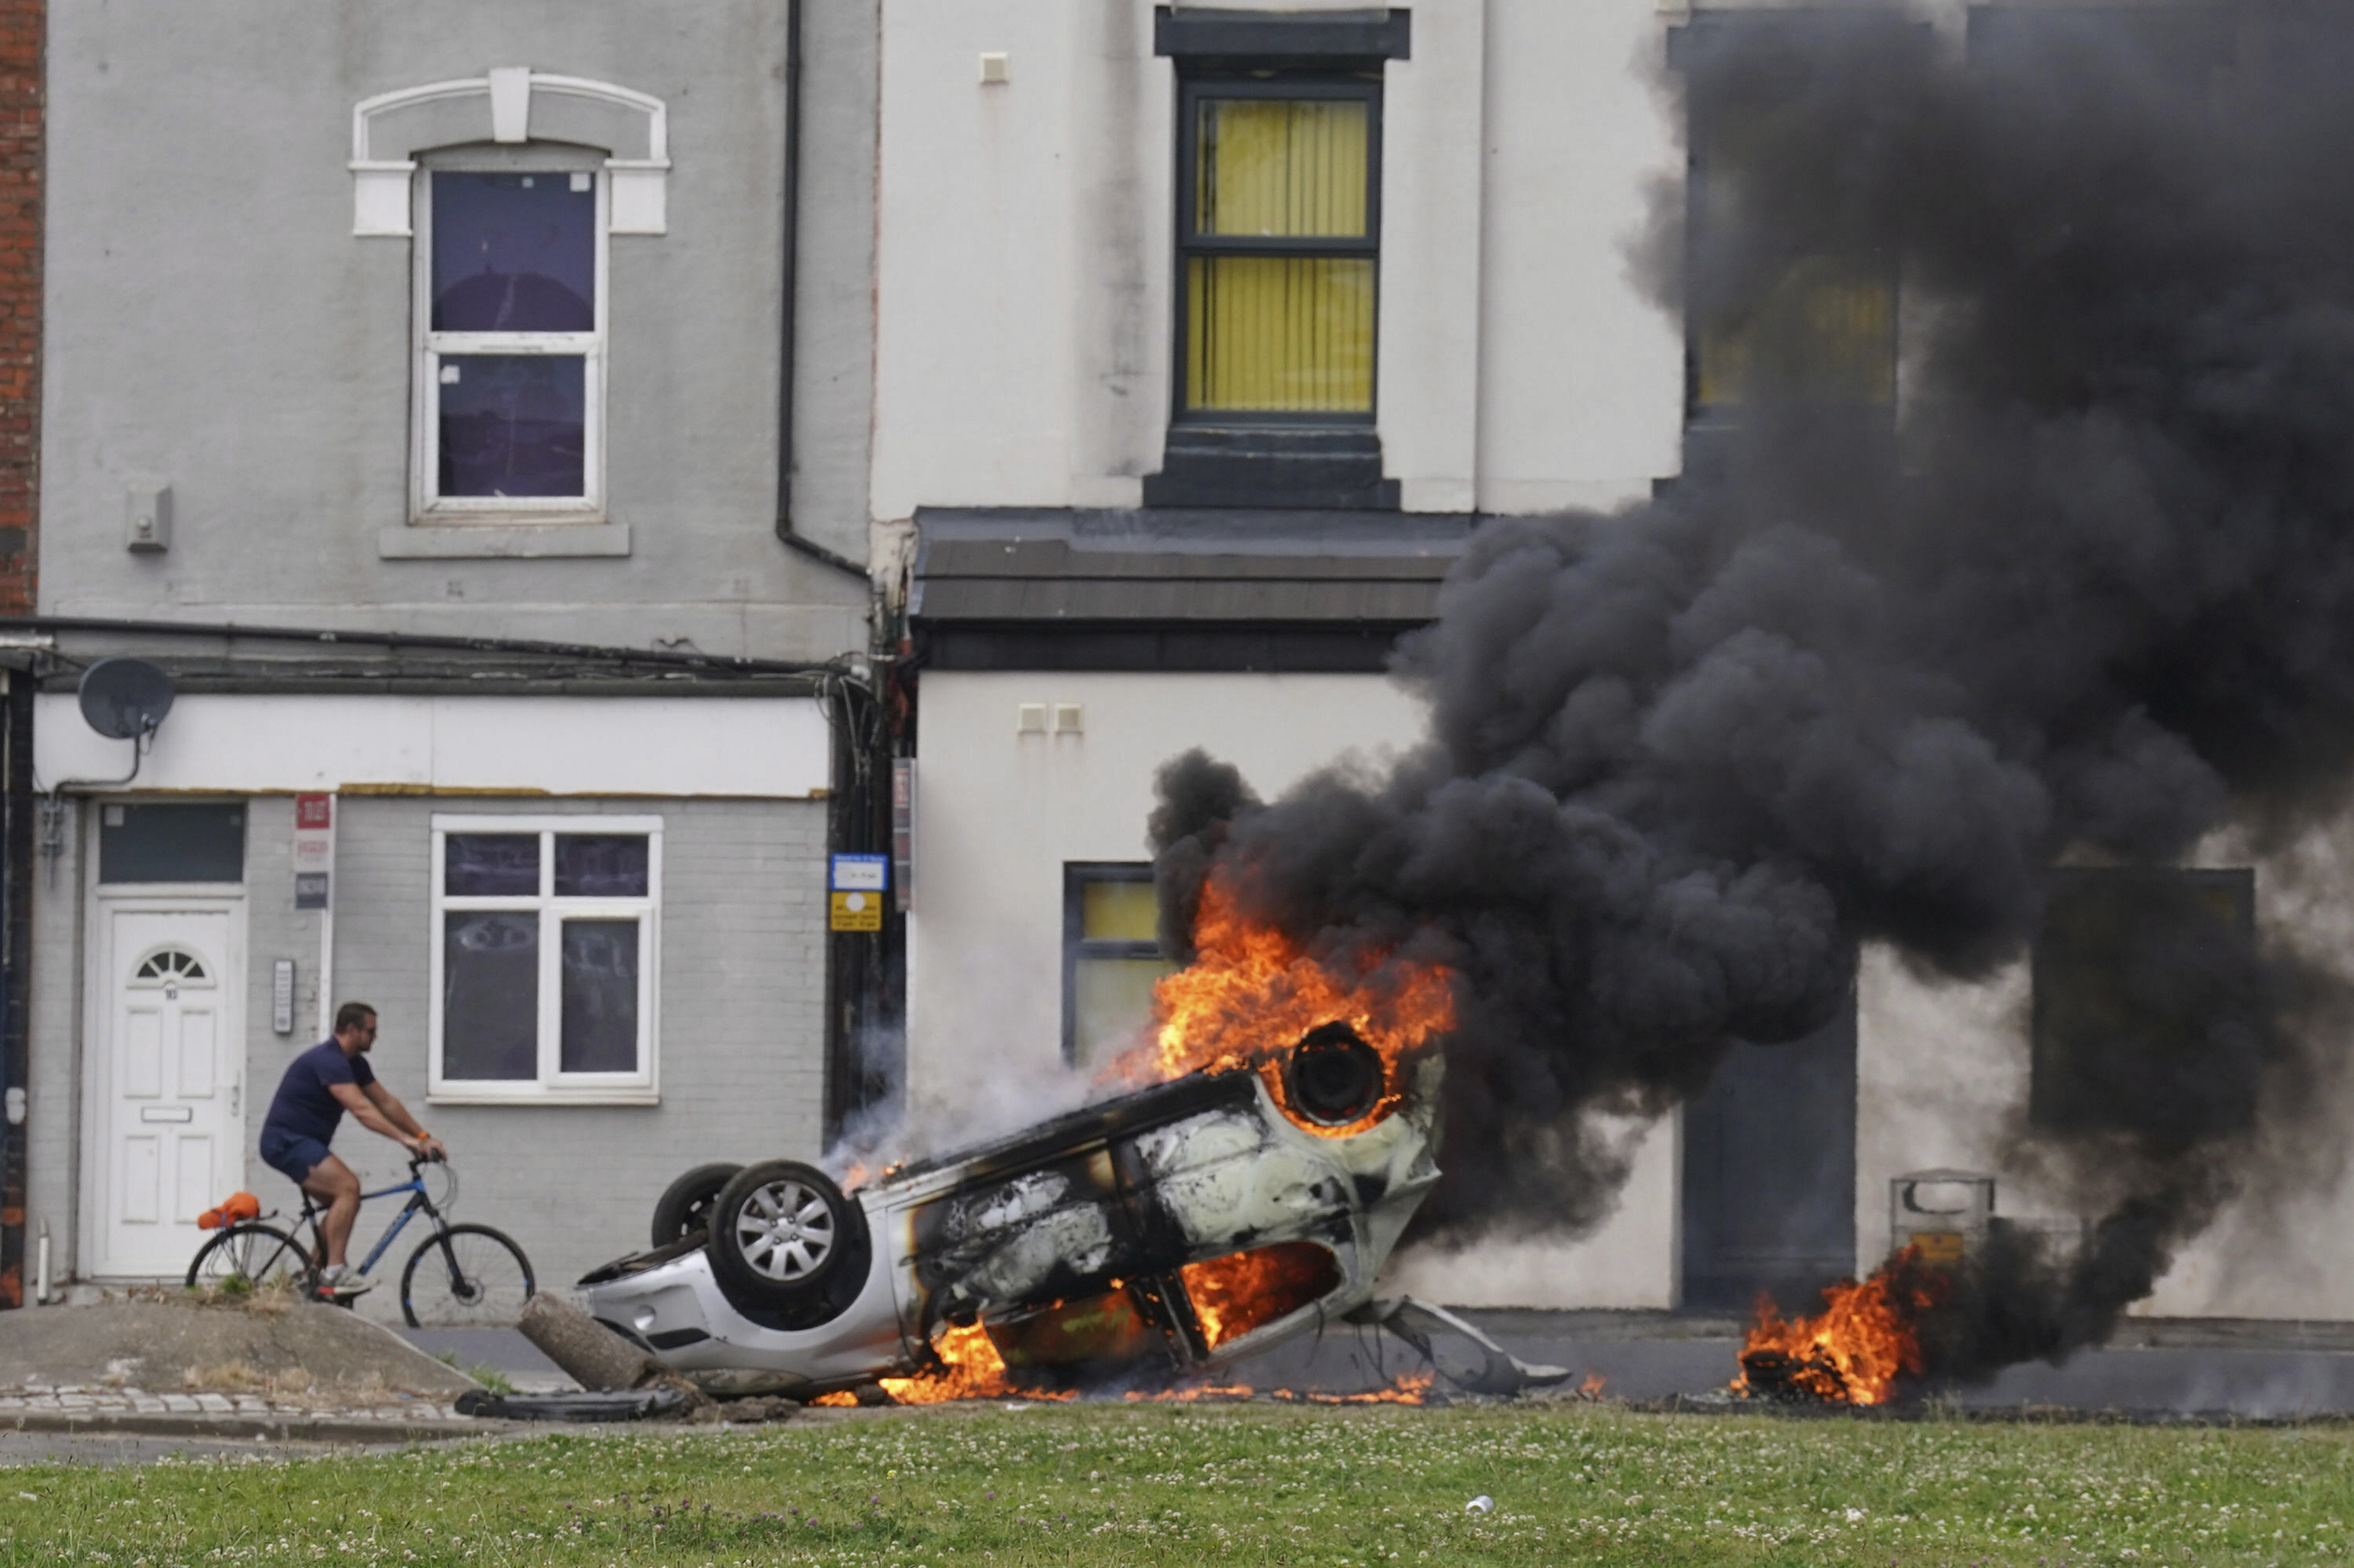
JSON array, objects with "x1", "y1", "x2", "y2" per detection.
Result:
[
  {"x1": 906, "y1": 671, "x2": 1430, "y2": 1083},
  {"x1": 1386, "y1": 1114, "x2": 1680, "y2": 1310},
  {"x1": 1476, "y1": 1, "x2": 1686, "y2": 514},
  {"x1": 870, "y1": 0, "x2": 1688, "y2": 523},
  {"x1": 1378, "y1": 0, "x2": 1487, "y2": 515},
  {"x1": 34, "y1": 694, "x2": 829, "y2": 798},
  {"x1": 907, "y1": 668, "x2": 1676, "y2": 1308},
  {"x1": 1858, "y1": 811, "x2": 2354, "y2": 1321}
]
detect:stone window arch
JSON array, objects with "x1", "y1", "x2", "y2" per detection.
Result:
[{"x1": 349, "y1": 68, "x2": 669, "y2": 237}]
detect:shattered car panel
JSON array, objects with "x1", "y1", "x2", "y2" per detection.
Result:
[{"x1": 579, "y1": 1046, "x2": 1446, "y2": 1395}]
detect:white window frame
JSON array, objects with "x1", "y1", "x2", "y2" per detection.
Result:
[
  {"x1": 410, "y1": 161, "x2": 610, "y2": 523},
  {"x1": 428, "y1": 814, "x2": 661, "y2": 1105}
]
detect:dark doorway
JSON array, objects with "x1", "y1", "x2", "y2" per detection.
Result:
[{"x1": 1679, "y1": 990, "x2": 1857, "y2": 1315}]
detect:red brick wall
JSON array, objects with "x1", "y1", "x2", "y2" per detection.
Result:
[{"x1": 0, "y1": 0, "x2": 39, "y2": 613}]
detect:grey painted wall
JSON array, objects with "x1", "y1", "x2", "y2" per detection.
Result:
[
  {"x1": 792, "y1": 0, "x2": 881, "y2": 571},
  {"x1": 308, "y1": 792, "x2": 829, "y2": 1304},
  {"x1": 26, "y1": 790, "x2": 827, "y2": 1296},
  {"x1": 25, "y1": 799, "x2": 83, "y2": 1288},
  {"x1": 39, "y1": 1, "x2": 878, "y2": 661}
]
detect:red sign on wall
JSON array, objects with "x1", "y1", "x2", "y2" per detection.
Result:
[{"x1": 294, "y1": 793, "x2": 335, "y2": 910}]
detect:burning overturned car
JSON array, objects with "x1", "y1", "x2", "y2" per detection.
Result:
[
  {"x1": 582, "y1": 1026, "x2": 1453, "y2": 1398},
  {"x1": 581, "y1": 878, "x2": 1565, "y2": 1401}
]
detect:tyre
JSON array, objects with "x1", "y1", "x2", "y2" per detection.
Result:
[
  {"x1": 400, "y1": 1223, "x2": 536, "y2": 1328},
  {"x1": 706, "y1": 1160, "x2": 864, "y2": 1310},
  {"x1": 650, "y1": 1161, "x2": 744, "y2": 1248},
  {"x1": 186, "y1": 1222, "x2": 316, "y2": 1296},
  {"x1": 1285, "y1": 1021, "x2": 1386, "y2": 1126}
]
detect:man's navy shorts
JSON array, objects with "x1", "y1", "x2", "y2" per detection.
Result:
[{"x1": 259, "y1": 1128, "x2": 333, "y2": 1185}]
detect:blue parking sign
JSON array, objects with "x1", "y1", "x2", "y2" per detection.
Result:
[{"x1": 831, "y1": 853, "x2": 889, "y2": 893}]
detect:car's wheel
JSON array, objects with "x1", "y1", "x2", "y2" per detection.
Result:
[
  {"x1": 1286, "y1": 1022, "x2": 1387, "y2": 1125},
  {"x1": 651, "y1": 1161, "x2": 743, "y2": 1248},
  {"x1": 706, "y1": 1159, "x2": 864, "y2": 1310}
]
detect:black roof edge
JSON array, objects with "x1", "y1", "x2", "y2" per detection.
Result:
[
  {"x1": 912, "y1": 505, "x2": 1476, "y2": 563},
  {"x1": 1154, "y1": 5, "x2": 1410, "y2": 65},
  {"x1": 913, "y1": 620, "x2": 1418, "y2": 675},
  {"x1": 1666, "y1": 9, "x2": 1934, "y2": 72}
]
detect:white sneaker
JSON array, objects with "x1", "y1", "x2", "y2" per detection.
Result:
[{"x1": 315, "y1": 1265, "x2": 372, "y2": 1301}]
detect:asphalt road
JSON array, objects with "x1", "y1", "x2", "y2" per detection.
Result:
[
  {"x1": 1230, "y1": 1321, "x2": 2354, "y2": 1417},
  {"x1": 397, "y1": 1327, "x2": 576, "y2": 1392},
  {"x1": 400, "y1": 1313, "x2": 2354, "y2": 1417}
]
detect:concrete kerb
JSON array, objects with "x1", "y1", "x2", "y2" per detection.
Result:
[{"x1": 0, "y1": 1294, "x2": 498, "y2": 1449}]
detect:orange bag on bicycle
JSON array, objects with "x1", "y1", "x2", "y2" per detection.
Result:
[{"x1": 196, "y1": 1191, "x2": 260, "y2": 1230}]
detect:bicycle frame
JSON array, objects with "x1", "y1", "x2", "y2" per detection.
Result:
[
  {"x1": 290, "y1": 1167, "x2": 447, "y2": 1279},
  {"x1": 347, "y1": 1175, "x2": 440, "y2": 1278}
]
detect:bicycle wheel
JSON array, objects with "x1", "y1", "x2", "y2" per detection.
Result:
[
  {"x1": 400, "y1": 1222, "x2": 536, "y2": 1328},
  {"x1": 186, "y1": 1222, "x2": 317, "y2": 1296}
]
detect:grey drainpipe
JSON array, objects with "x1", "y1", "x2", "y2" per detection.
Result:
[{"x1": 775, "y1": 0, "x2": 866, "y2": 583}]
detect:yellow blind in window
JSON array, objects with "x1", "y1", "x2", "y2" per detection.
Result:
[
  {"x1": 1187, "y1": 98, "x2": 1375, "y2": 415},
  {"x1": 1081, "y1": 879, "x2": 1160, "y2": 943},
  {"x1": 1187, "y1": 257, "x2": 1375, "y2": 414},
  {"x1": 1694, "y1": 256, "x2": 1894, "y2": 409},
  {"x1": 1073, "y1": 957, "x2": 1175, "y2": 1065},
  {"x1": 1196, "y1": 99, "x2": 1369, "y2": 238}
]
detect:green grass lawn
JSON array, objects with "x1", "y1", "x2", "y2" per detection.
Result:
[{"x1": 5, "y1": 1402, "x2": 2352, "y2": 1567}]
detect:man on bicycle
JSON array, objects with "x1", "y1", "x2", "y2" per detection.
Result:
[{"x1": 258, "y1": 1002, "x2": 445, "y2": 1299}]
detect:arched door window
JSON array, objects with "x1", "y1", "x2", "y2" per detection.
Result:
[{"x1": 131, "y1": 948, "x2": 215, "y2": 1002}]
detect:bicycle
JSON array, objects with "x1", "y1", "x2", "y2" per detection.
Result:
[{"x1": 185, "y1": 1154, "x2": 536, "y2": 1328}]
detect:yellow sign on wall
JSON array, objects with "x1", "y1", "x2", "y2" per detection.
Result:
[
  {"x1": 1907, "y1": 1230, "x2": 1968, "y2": 1267},
  {"x1": 829, "y1": 890, "x2": 883, "y2": 932}
]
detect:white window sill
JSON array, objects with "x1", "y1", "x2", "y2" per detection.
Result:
[
  {"x1": 427, "y1": 1087, "x2": 659, "y2": 1106},
  {"x1": 381, "y1": 522, "x2": 631, "y2": 559}
]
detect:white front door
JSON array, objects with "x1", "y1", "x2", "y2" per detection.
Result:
[{"x1": 90, "y1": 905, "x2": 244, "y2": 1278}]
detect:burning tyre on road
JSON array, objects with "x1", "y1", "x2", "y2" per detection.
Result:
[{"x1": 578, "y1": 1026, "x2": 1446, "y2": 1401}]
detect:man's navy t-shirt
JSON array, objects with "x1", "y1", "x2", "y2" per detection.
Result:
[{"x1": 260, "y1": 1039, "x2": 375, "y2": 1146}]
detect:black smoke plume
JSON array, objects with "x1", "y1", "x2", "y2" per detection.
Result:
[{"x1": 1151, "y1": 3, "x2": 2354, "y2": 1371}]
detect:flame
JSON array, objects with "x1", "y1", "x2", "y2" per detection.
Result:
[
  {"x1": 1112, "y1": 872, "x2": 1455, "y2": 1126},
  {"x1": 1124, "y1": 1383, "x2": 1255, "y2": 1403},
  {"x1": 1178, "y1": 1241, "x2": 1342, "y2": 1351},
  {"x1": 1308, "y1": 1371, "x2": 1435, "y2": 1404},
  {"x1": 1732, "y1": 1247, "x2": 1938, "y2": 1407},
  {"x1": 815, "y1": 1358, "x2": 1436, "y2": 1408},
  {"x1": 1125, "y1": 1372, "x2": 1435, "y2": 1404},
  {"x1": 834, "y1": 1159, "x2": 903, "y2": 1196},
  {"x1": 877, "y1": 1320, "x2": 1068, "y2": 1406}
]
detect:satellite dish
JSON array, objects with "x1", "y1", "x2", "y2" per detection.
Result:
[{"x1": 78, "y1": 658, "x2": 176, "y2": 742}]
